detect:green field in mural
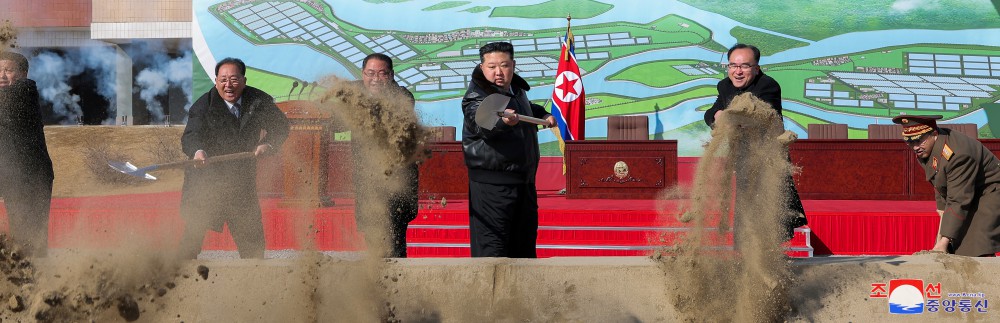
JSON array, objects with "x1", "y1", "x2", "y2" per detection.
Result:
[{"x1": 194, "y1": 0, "x2": 1000, "y2": 156}]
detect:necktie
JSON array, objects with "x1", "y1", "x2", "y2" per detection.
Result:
[{"x1": 230, "y1": 102, "x2": 241, "y2": 118}]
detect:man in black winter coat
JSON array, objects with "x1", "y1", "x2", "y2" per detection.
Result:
[
  {"x1": 352, "y1": 53, "x2": 419, "y2": 258},
  {"x1": 461, "y1": 42, "x2": 556, "y2": 257},
  {"x1": 0, "y1": 51, "x2": 53, "y2": 257},
  {"x1": 178, "y1": 58, "x2": 289, "y2": 259},
  {"x1": 703, "y1": 44, "x2": 807, "y2": 243}
]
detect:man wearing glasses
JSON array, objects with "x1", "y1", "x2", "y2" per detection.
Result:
[
  {"x1": 702, "y1": 43, "x2": 807, "y2": 243},
  {"x1": 178, "y1": 57, "x2": 290, "y2": 259},
  {"x1": 351, "y1": 53, "x2": 419, "y2": 258},
  {"x1": 705, "y1": 43, "x2": 782, "y2": 127},
  {"x1": 892, "y1": 115, "x2": 1000, "y2": 256}
]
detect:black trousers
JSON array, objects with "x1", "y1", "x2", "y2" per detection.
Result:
[
  {"x1": 177, "y1": 208, "x2": 265, "y2": 259},
  {"x1": 731, "y1": 140, "x2": 808, "y2": 249},
  {"x1": 388, "y1": 188, "x2": 418, "y2": 257},
  {"x1": 468, "y1": 180, "x2": 538, "y2": 258},
  {"x1": 2, "y1": 178, "x2": 52, "y2": 256},
  {"x1": 361, "y1": 192, "x2": 417, "y2": 258},
  {"x1": 353, "y1": 162, "x2": 418, "y2": 258}
]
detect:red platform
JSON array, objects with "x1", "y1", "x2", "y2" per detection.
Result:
[{"x1": 0, "y1": 189, "x2": 968, "y2": 257}]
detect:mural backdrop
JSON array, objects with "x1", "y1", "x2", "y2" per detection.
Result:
[{"x1": 193, "y1": 0, "x2": 1000, "y2": 156}]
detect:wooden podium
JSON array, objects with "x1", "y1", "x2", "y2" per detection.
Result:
[
  {"x1": 276, "y1": 100, "x2": 334, "y2": 207},
  {"x1": 417, "y1": 141, "x2": 469, "y2": 200},
  {"x1": 789, "y1": 139, "x2": 1000, "y2": 200},
  {"x1": 564, "y1": 140, "x2": 678, "y2": 199}
]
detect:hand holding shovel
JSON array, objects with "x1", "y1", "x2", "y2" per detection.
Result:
[
  {"x1": 475, "y1": 93, "x2": 552, "y2": 130},
  {"x1": 108, "y1": 151, "x2": 256, "y2": 180}
]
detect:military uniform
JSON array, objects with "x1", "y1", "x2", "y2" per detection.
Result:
[{"x1": 896, "y1": 115, "x2": 1000, "y2": 256}]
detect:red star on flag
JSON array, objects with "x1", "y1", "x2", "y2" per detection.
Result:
[{"x1": 558, "y1": 73, "x2": 578, "y2": 98}]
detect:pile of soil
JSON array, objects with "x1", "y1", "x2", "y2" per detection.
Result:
[
  {"x1": 1, "y1": 94, "x2": 995, "y2": 322},
  {"x1": 0, "y1": 233, "x2": 181, "y2": 322},
  {"x1": 657, "y1": 93, "x2": 799, "y2": 322},
  {"x1": 0, "y1": 20, "x2": 16, "y2": 49},
  {"x1": 317, "y1": 78, "x2": 430, "y2": 258}
]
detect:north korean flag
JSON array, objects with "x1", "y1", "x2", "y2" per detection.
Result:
[{"x1": 551, "y1": 27, "x2": 585, "y2": 141}]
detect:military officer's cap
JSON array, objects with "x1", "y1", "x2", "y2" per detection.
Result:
[{"x1": 892, "y1": 114, "x2": 942, "y2": 141}]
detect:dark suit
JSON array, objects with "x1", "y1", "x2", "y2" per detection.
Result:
[
  {"x1": 919, "y1": 128, "x2": 1000, "y2": 256},
  {"x1": 350, "y1": 81, "x2": 419, "y2": 258},
  {"x1": 704, "y1": 73, "x2": 807, "y2": 242},
  {"x1": 0, "y1": 79, "x2": 53, "y2": 256},
  {"x1": 178, "y1": 86, "x2": 289, "y2": 259},
  {"x1": 705, "y1": 73, "x2": 784, "y2": 127}
]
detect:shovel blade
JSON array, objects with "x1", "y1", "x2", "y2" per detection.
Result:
[
  {"x1": 474, "y1": 93, "x2": 511, "y2": 131},
  {"x1": 108, "y1": 161, "x2": 158, "y2": 180}
]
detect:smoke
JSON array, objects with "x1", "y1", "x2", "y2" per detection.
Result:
[
  {"x1": 134, "y1": 51, "x2": 193, "y2": 122},
  {"x1": 23, "y1": 40, "x2": 193, "y2": 125},
  {"x1": 132, "y1": 43, "x2": 193, "y2": 123},
  {"x1": 28, "y1": 45, "x2": 119, "y2": 124},
  {"x1": 30, "y1": 51, "x2": 85, "y2": 124}
]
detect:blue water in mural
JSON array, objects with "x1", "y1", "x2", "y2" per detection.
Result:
[{"x1": 194, "y1": 0, "x2": 998, "y2": 154}]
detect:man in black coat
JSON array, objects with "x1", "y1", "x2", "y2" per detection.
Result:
[
  {"x1": 0, "y1": 51, "x2": 54, "y2": 257},
  {"x1": 703, "y1": 44, "x2": 807, "y2": 243},
  {"x1": 461, "y1": 42, "x2": 555, "y2": 257},
  {"x1": 178, "y1": 57, "x2": 289, "y2": 259},
  {"x1": 351, "y1": 53, "x2": 419, "y2": 258}
]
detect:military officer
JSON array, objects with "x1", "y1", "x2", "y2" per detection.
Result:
[{"x1": 893, "y1": 115, "x2": 1000, "y2": 256}]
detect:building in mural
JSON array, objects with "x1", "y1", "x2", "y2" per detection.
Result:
[{"x1": 193, "y1": 0, "x2": 1000, "y2": 156}]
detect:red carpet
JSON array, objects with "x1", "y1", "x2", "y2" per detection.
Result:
[{"x1": 0, "y1": 190, "x2": 954, "y2": 257}]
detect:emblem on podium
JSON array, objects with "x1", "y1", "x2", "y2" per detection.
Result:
[
  {"x1": 599, "y1": 160, "x2": 641, "y2": 184},
  {"x1": 614, "y1": 161, "x2": 629, "y2": 179}
]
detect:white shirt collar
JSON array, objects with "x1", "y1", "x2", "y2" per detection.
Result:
[{"x1": 224, "y1": 98, "x2": 242, "y2": 109}]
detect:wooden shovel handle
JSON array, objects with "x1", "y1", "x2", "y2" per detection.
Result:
[
  {"x1": 499, "y1": 111, "x2": 550, "y2": 127},
  {"x1": 156, "y1": 151, "x2": 257, "y2": 170},
  {"x1": 204, "y1": 151, "x2": 257, "y2": 164}
]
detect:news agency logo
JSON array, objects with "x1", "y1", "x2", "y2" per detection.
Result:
[
  {"x1": 887, "y1": 279, "x2": 925, "y2": 314},
  {"x1": 871, "y1": 279, "x2": 990, "y2": 315},
  {"x1": 870, "y1": 279, "x2": 940, "y2": 314}
]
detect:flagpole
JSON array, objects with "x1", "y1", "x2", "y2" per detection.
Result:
[
  {"x1": 557, "y1": 14, "x2": 573, "y2": 194},
  {"x1": 564, "y1": 14, "x2": 572, "y2": 61}
]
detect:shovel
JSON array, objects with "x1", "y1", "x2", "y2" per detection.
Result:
[
  {"x1": 108, "y1": 151, "x2": 256, "y2": 180},
  {"x1": 475, "y1": 93, "x2": 550, "y2": 130}
]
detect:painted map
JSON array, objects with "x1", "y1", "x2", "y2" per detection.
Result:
[{"x1": 193, "y1": 0, "x2": 1000, "y2": 156}]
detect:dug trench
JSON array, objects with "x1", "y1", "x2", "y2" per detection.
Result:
[{"x1": 0, "y1": 89, "x2": 997, "y2": 321}]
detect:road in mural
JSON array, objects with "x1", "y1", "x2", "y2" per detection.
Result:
[{"x1": 193, "y1": 0, "x2": 1000, "y2": 156}]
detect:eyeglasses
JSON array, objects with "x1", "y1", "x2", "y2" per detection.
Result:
[
  {"x1": 726, "y1": 63, "x2": 757, "y2": 70},
  {"x1": 216, "y1": 77, "x2": 243, "y2": 85},
  {"x1": 363, "y1": 70, "x2": 391, "y2": 78}
]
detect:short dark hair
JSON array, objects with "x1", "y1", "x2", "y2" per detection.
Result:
[
  {"x1": 478, "y1": 42, "x2": 514, "y2": 62},
  {"x1": 215, "y1": 57, "x2": 246, "y2": 76},
  {"x1": 0, "y1": 51, "x2": 29, "y2": 73},
  {"x1": 727, "y1": 44, "x2": 761, "y2": 63},
  {"x1": 362, "y1": 53, "x2": 394, "y2": 72}
]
